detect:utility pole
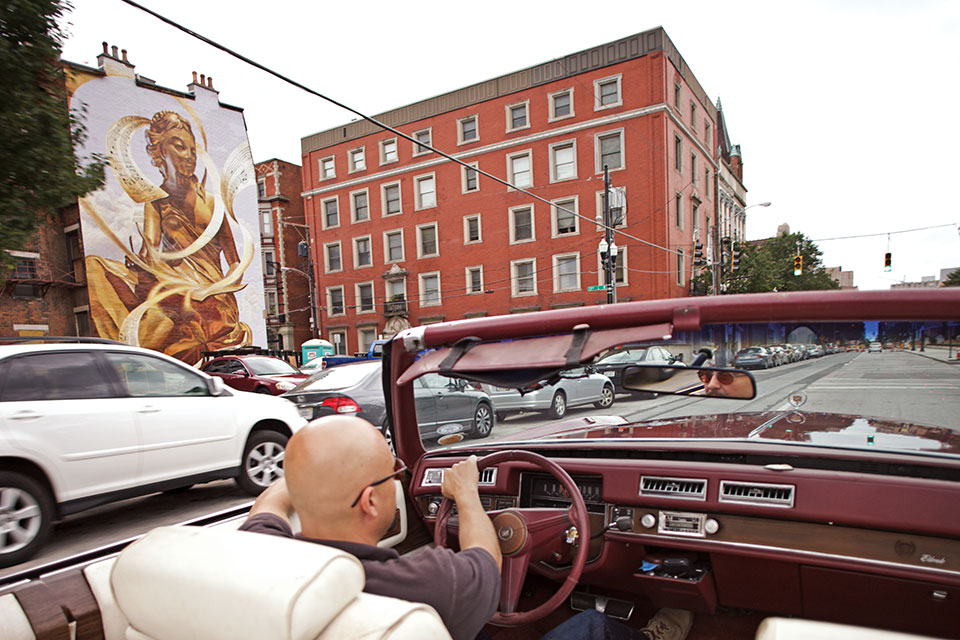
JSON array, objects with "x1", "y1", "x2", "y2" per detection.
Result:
[{"x1": 602, "y1": 165, "x2": 617, "y2": 304}]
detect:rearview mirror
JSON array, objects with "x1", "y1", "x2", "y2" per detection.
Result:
[{"x1": 622, "y1": 365, "x2": 756, "y2": 399}]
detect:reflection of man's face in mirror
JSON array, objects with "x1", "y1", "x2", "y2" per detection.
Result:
[{"x1": 698, "y1": 370, "x2": 753, "y2": 398}]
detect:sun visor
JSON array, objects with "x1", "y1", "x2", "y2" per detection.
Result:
[{"x1": 396, "y1": 322, "x2": 673, "y2": 388}]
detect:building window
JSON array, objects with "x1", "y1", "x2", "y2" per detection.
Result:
[
  {"x1": 325, "y1": 242, "x2": 342, "y2": 272},
  {"x1": 459, "y1": 115, "x2": 478, "y2": 143},
  {"x1": 359, "y1": 327, "x2": 377, "y2": 352},
  {"x1": 384, "y1": 229, "x2": 404, "y2": 262},
  {"x1": 690, "y1": 102, "x2": 697, "y2": 130},
  {"x1": 257, "y1": 178, "x2": 266, "y2": 198},
  {"x1": 602, "y1": 247, "x2": 627, "y2": 285},
  {"x1": 511, "y1": 259, "x2": 537, "y2": 297},
  {"x1": 550, "y1": 141, "x2": 576, "y2": 182},
  {"x1": 380, "y1": 138, "x2": 398, "y2": 164},
  {"x1": 596, "y1": 130, "x2": 623, "y2": 172},
  {"x1": 266, "y1": 290, "x2": 278, "y2": 316},
  {"x1": 510, "y1": 206, "x2": 534, "y2": 244},
  {"x1": 419, "y1": 272, "x2": 441, "y2": 307},
  {"x1": 348, "y1": 147, "x2": 366, "y2": 173},
  {"x1": 259, "y1": 206, "x2": 273, "y2": 236},
  {"x1": 674, "y1": 135, "x2": 682, "y2": 171},
  {"x1": 596, "y1": 186, "x2": 627, "y2": 228},
  {"x1": 508, "y1": 151, "x2": 532, "y2": 188},
  {"x1": 691, "y1": 154, "x2": 698, "y2": 183},
  {"x1": 705, "y1": 170, "x2": 710, "y2": 197},
  {"x1": 549, "y1": 88, "x2": 573, "y2": 121},
  {"x1": 417, "y1": 223, "x2": 438, "y2": 258},
  {"x1": 263, "y1": 249, "x2": 275, "y2": 276},
  {"x1": 14, "y1": 259, "x2": 38, "y2": 279},
  {"x1": 704, "y1": 121, "x2": 711, "y2": 145},
  {"x1": 506, "y1": 100, "x2": 529, "y2": 131},
  {"x1": 319, "y1": 156, "x2": 335, "y2": 180},
  {"x1": 466, "y1": 266, "x2": 483, "y2": 294},
  {"x1": 413, "y1": 128, "x2": 431, "y2": 155},
  {"x1": 464, "y1": 214, "x2": 481, "y2": 244},
  {"x1": 553, "y1": 253, "x2": 580, "y2": 292},
  {"x1": 356, "y1": 282, "x2": 374, "y2": 313},
  {"x1": 594, "y1": 74, "x2": 622, "y2": 110},
  {"x1": 414, "y1": 174, "x2": 436, "y2": 209},
  {"x1": 322, "y1": 197, "x2": 339, "y2": 228},
  {"x1": 676, "y1": 249, "x2": 685, "y2": 286},
  {"x1": 74, "y1": 309, "x2": 90, "y2": 336},
  {"x1": 328, "y1": 287, "x2": 345, "y2": 316},
  {"x1": 692, "y1": 202, "x2": 700, "y2": 235},
  {"x1": 354, "y1": 236, "x2": 372, "y2": 268},
  {"x1": 674, "y1": 82, "x2": 681, "y2": 108},
  {"x1": 462, "y1": 163, "x2": 479, "y2": 193},
  {"x1": 329, "y1": 330, "x2": 347, "y2": 355},
  {"x1": 351, "y1": 189, "x2": 369, "y2": 223},
  {"x1": 382, "y1": 183, "x2": 401, "y2": 216},
  {"x1": 552, "y1": 198, "x2": 578, "y2": 237},
  {"x1": 675, "y1": 193, "x2": 683, "y2": 228}
]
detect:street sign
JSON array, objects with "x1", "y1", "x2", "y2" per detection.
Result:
[{"x1": 587, "y1": 285, "x2": 606, "y2": 291}]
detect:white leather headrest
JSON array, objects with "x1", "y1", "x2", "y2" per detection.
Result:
[{"x1": 110, "y1": 525, "x2": 364, "y2": 640}]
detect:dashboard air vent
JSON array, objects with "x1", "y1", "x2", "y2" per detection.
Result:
[
  {"x1": 719, "y1": 480, "x2": 794, "y2": 507},
  {"x1": 639, "y1": 476, "x2": 706, "y2": 500},
  {"x1": 422, "y1": 466, "x2": 497, "y2": 487}
]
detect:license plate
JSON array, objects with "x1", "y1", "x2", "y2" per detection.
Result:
[
  {"x1": 603, "y1": 370, "x2": 616, "y2": 377},
  {"x1": 297, "y1": 407, "x2": 313, "y2": 419}
]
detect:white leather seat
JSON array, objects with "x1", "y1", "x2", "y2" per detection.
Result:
[
  {"x1": 108, "y1": 525, "x2": 451, "y2": 640},
  {"x1": 756, "y1": 617, "x2": 941, "y2": 639},
  {"x1": 0, "y1": 592, "x2": 35, "y2": 640}
]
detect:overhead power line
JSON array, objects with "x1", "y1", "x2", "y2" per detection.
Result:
[{"x1": 811, "y1": 222, "x2": 958, "y2": 243}]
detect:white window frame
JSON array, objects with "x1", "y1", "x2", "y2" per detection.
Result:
[
  {"x1": 511, "y1": 258, "x2": 538, "y2": 298},
  {"x1": 259, "y1": 206, "x2": 273, "y2": 237},
  {"x1": 675, "y1": 192, "x2": 684, "y2": 229},
  {"x1": 324, "y1": 241, "x2": 342, "y2": 273},
  {"x1": 505, "y1": 99, "x2": 530, "y2": 132},
  {"x1": 549, "y1": 140, "x2": 577, "y2": 183},
  {"x1": 319, "y1": 155, "x2": 336, "y2": 180},
  {"x1": 412, "y1": 128, "x2": 432, "y2": 156},
  {"x1": 553, "y1": 252, "x2": 581, "y2": 293},
  {"x1": 326, "y1": 286, "x2": 346, "y2": 317},
  {"x1": 383, "y1": 229, "x2": 404, "y2": 263},
  {"x1": 595, "y1": 187, "x2": 627, "y2": 229},
  {"x1": 348, "y1": 147, "x2": 366, "y2": 173},
  {"x1": 690, "y1": 101, "x2": 698, "y2": 131},
  {"x1": 355, "y1": 281, "x2": 375, "y2": 314},
  {"x1": 458, "y1": 114, "x2": 479, "y2": 144},
  {"x1": 257, "y1": 178, "x2": 266, "y2": 199},
  {"x1": 416, "y1": 222, "x2": 439, "y2": 258},
  {"x1": 414, "y1": 172, "x2": 437, "y2": 210},
  {"x1": 262, "y1": 248, "x2": 276, "y2": 277},
  {"x1": 507, "y1": 150, "x2": 533, "y2": 189},
  {"x1": 419, "y1": 271, "x2": 441, "y2": 308},
  {"x1": 595, "y1": 128, "x2": 625, "y2": 173},
  {"x1": 674, "y1": 135, "x2": 683, "y2": 172},
  {"x1": 350, "y1": 188, "x2": 370, "y2": 223},
  {"x1": 321, "y1": 196, "x2": 340, "y2": 230},
  {"x1": 551, "y1": 197, "x2": 579, "y2": 238},
  {"x1": 509, "y1": 204, "x2": 536, "y2": 244},
  {"x1": 598, "y1": 247, "x2": 628, "y2": 286},
  {"x1": 465, "y1": 265, "x2": 484, "y2": 294},
  {"x1": 385, "y1": 279, "x2": 406, "y2": 305},
  {"x1": 594, "y1": 74, "x2": 622, "y2": 111},
  {"x1": 461, "y1": 163, "x2": 479, "y2": 193},
  {"x1": 548, "y1": 88, "x2": 574, "y2": 122},
  {"x1": 381, "y1": 181, "x2": 402, "y2": 217},
  {"x1": 380, "y1": 138, "x2": 398, "y2": 165},
  {"x1": 329, "y1": 330, "x2": 347, "y2": 355},
  {"x1": 353, "y1": 235, "x2": 373, "y2": 269},
  {"x1": 463, "y1": 214, "x2": 482, "y2": 245},
  {"x1": 265, "y1": 289, "x2": 278, "y2": 316},
  {"x1": 358, "y1": 326, "x2": 378, "y2": 352},
  {"x1": 676, "y1": 248, "x2": 685, "y2": 286},
  {"x1": 691, "y1": 153, "x2": 698, "y2": 184}
]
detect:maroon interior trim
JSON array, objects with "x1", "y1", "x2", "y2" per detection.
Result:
[
  {"x1": 44, "y1": 571, "x2": 105, "y2": 640},
  {"x1": 12, "y1": 581, "x2": 71, "y2": 640}
]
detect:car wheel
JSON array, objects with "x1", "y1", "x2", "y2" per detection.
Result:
[
  {"x1": 594, "y1": 384, "x2": 615, "y2": 408},
  {"x1": 255, "y1": 386, "x2": 273, "y2": 395},
  {"x1": 549, "y1": 391, "x2": 567, "y2": 419},
  {"x1": 470, "y1": 402, "x2": 494, "y2": 439},
  {"x1": 0, "y1": 472, "x2": 54, "y2": 569},
  {"x1": 236, "y1": 430, "x2": 288, "y2": 495}
]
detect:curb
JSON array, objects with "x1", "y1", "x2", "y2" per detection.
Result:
[{"x1": 903, "y1": 350, "x2": 960, "y2": 365}]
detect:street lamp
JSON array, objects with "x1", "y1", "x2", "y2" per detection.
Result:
[
  {"x1": 281, "y1": 266, "x2": 320, "y2": 339},
  {"x1": 711, "y1": 201, "x2": 772, "y2": 296}
]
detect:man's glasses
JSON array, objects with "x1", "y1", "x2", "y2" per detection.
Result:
[
  {"x1": 350, "y1": 457, "x2": 408, "y2": 508},
  {"x1": 697, "y1": 370, "x2": 737, "y2": 385}
]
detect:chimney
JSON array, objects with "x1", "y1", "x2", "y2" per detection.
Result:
[{"x1": 97, "y1": 42, "x2": 135, "y2": 78}]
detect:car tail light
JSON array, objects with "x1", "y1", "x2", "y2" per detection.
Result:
[{"x1": 320, "y1": 396, "x2": 361, "y2": 414}]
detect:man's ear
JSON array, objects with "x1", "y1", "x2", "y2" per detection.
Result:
[{"x1": 356, "y1": 485, "x2": 380, "y2": 518}]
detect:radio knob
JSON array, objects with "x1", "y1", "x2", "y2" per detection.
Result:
[
  {"x1": 704, "y1": 518, "x2": 719, "y2": 535},
  {"x1": 640, "y1": 514, "x2": 656, "y2": 529},
  {"x1": 427, "y1": 501, "x2": 439, "y2": 516}
]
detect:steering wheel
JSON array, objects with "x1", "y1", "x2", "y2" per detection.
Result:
[{"x1": 433, "y1": 450, "x2": 590, "y2": 626}]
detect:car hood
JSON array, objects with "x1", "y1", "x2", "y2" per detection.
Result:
[{"x1": 502, "y1": 411, "x2": 960, "y2": 456}]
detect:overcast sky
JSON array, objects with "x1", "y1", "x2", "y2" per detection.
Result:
[{"x1": 59, "y1": 0, "x2": 959, "y2": 291}]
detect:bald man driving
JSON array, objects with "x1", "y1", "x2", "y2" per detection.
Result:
[{"x1": 239, "y1": 415, "x2": 502, "y2": 640}]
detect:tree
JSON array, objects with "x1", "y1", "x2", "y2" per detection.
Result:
[
  {"x1": 0, "y1": 0, "x2": 104, "y2": 275},
  {"x1": 942, "y1": 269, "x2": 960, "y2": 287},
  {"x1": 723, "y1": 232, "x2": 839, "y2": 294}
]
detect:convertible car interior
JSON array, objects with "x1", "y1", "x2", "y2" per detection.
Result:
[{"x1": 1, "y1": 289, "x2": 957, "y2": 640}]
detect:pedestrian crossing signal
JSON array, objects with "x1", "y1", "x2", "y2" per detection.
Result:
[
  {"x1": 884, "y1": 252, "x2": 892, "y2": 272},
  {"x1": 793, "y1": 255, "x2": 803, "y2": 276}
]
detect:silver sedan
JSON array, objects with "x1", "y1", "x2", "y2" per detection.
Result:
[{"x1": 481, "y1": 367, "x2": 615, "y2": 420}]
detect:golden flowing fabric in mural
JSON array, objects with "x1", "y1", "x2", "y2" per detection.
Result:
[{"x1": 83, "y1": 110, "x2": 255, "y2": 364}]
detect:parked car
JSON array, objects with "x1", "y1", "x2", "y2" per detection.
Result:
[
  {"x1": 594, "y1": 345, "x2": 685, "y2": 392},
  {"x1": 479, "y1": 366, "x2": 615, "y2": 419},
  {"x1": 200, "y1": 354, "x2": 308, "y2": 395},
  {"x1": 767, "y1": 345, "x2": 787, "y2": 366},
  {"x1": 298, "y1": 356, "x2": 326, "y2": 374},
  {"x1": 0, "y1": 338, "x2": 307, "y2": 568},
  {"x1": 734, "y1": 346, "x2": 773, "y2": 369},
  {"x1": 283, "y1": 360, "x2": 495, "y2": 445}
]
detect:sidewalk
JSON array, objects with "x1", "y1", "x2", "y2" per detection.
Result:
[{"x1": 904, "y1": 345, "x2": 960, "y2": 365}]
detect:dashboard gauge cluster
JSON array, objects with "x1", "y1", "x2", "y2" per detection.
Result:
[{"x1": 520, "y1": 473, "x2": 605, "y2": 513}]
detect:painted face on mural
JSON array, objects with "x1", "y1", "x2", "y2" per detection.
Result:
[{"x1": 160, "y1": 128, "x2": 197, "y2": 179}]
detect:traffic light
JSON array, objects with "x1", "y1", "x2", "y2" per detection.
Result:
[
  {"x1": 884, "y1": 252, "x2": 892, "y2": 272},
  {"x1": 731, "y1": 249, "x2": 741, "y2": 273},
  {"x1": 693, "y1": 242, "x2": 703, "y2": 267},
  {"x1": 793, "y1": 255, "x2": 803, "y2": 276}
]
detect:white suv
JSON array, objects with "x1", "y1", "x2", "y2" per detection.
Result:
[{"x1": 0, "y1": 338, "x2": 307, "y2": 568}]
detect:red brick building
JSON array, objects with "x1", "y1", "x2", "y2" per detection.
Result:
[
  {"x1": 256, "y1": 159, "x2": 313, "y2": 354},
  {"x1": 300, "y1": 28, "x2": 731, "y2": 354}
]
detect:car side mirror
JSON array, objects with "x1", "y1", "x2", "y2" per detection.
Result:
[{"x1": 206, "y1": 376, "x2": 226, "y2": 396}]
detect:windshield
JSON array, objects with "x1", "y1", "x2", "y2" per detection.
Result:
[
  {"x1": 243, "y1": 356, "x2": 299, "y2": 376},
  {"x1": 294, "y1": 360, "x2": 380, "y2": 392},
  {"x1": 407, "y1": 319, "x2": 960, "y2": 459}
]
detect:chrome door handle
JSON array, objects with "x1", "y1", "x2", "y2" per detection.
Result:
[
  {"x1": 10, "y1": 411, "x2": 42, "y2": 420},
  {"x1": 137, "y1": 406, "x2": 162, "y2": 414}
]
